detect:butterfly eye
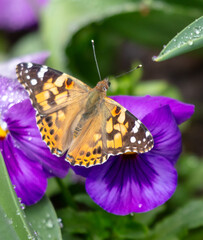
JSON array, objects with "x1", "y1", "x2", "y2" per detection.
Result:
[{"x1": 108, "y1": 81, "x2": 111, "y2": 87}]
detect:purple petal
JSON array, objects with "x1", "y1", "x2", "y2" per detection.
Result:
[
  {"x1": 0, "y1": 0, "x2": 49, "y2": 31},
  {"x1": 3, "y1": 99, "x2": 69, "y2": 178},
  {"x1": 85, "y1": 153, "x2": 177, "y2": 215},
  {"x1": 111, "y1": 95, "x2": 194, "y2": 125},
  {"x1": 0, "y1": 76, "x2": 28, "y2": 114},
  {"x1": 0, "y1": 51, "x2": 50, "y2": 79},
  {"x1": 142, "y1": 105, "x2": 182, "y2": 165},
  {"x1": 0, "y1": 135, "x2": 47, "y2": 205}
]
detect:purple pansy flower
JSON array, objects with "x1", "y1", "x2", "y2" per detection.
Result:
[
  {"x1": 73, "y1": 95, "x2": 194, "y2": 215},
  {"x1": 0, "y1": 0, "x2": 49, "y2": 31},
  {"x1": 0, "y1": 52, "x2": 69, "y2": 205}
]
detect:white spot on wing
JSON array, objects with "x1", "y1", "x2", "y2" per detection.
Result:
[
  {"x1": 135, "y1": 120, "x2": 140, "y2": 129},
  {"x1": 26, "y1": 75, "x2": 30, "y2": 79},
  {"x1": 31, "y1": 79, "x2": 37, "y2": 85},
  {"x1": 37, "y1": 66, "x2": 48, "y2": 78},
  {"x1": 27, "y1": 62, "x2": 33, "y2": 68},
  {"x1": 138, "y1": 140, "x2": 141, "y2": 144},
  {"x1": 146, "y1": 131, "x2": 150, "y2": 137},
  {"x1": 132, "y1": 125, "x2": 138, "y2": 133},
  {"x1": 130, "y1": 136, "x2": 136, "y2": 143}
]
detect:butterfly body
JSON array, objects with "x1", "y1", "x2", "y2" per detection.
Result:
[{"x1": 16, "y1": 63, "x2": 154, "y2": 167}]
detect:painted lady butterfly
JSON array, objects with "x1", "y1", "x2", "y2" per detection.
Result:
[{"x1": 16, "y1": 63, "x2": 154, "y2": 167}]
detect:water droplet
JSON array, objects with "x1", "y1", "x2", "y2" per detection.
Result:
[
  {"x1": 8, "y1": 218, "x2": 13, "y2": 224},
  {"x1": 13, "y1": 185, "x2": 16, "y2": 189},
  {"x1": 163, "y1": 45, "x2": 166, "y2": 49},
  {"x1": 46, "y1": 213, "x2": 50, "y2": 218},
  {"x1": 2, "y1": 95, "x2": 7, "y2": 101},
  {"x1": 48, "y1": 234, "x2": 52, "y2": 238},
  {"x1": 57, "y1": 218, "x2": 63, "y2": 228},
  {"x1": 187, "y1": 40, "x2": 193, "y2": 46},
  {"x1": 16, "y1": 209, "x2": 20, "y2": 215},
  {"x1": 28, "y1": 137, "x2": 32, "y2": 141},
  {"x1": 130, "y1": 213, "x2": 134, "y2": 216},
  {"x1": 138, "y1": 203, "x2": 142, "y2": 208},
  {"x1": 194, "y1": 26, "x2": 201, "y2": 35},
  {"x1": 46, "y1": 219, "x2": 54, "y2": 228},
  {"x1": 152, "y1": 56, "x2": 157, "y2": 61},
  {"x1": 20, "y1": 203, "x2": 26, "y2": 210},
  {"x1": 0, "y1": 120, "x2": 8, "y2": 131}
]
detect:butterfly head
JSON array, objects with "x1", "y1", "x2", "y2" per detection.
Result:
[{"x1": 96, "y1": 78, "x2": 110, "y2": 92}]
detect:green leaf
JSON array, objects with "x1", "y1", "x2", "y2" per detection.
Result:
[
  {"x1": 41, "y1": 0, "x2": 201, "y2": 76},
  {"x1": 150, "y1": 200, "x2": 203, "y2": 240},
  {"x1": 0, "y1": 153, "x2": 35, "y2": 240},
  {"x1": 0, "y1": 205, "x2": 20, "y2": 240},
  {"x1": 25, "y1": 196, "x2": 63, "y2": 240},
  {"x1": 58, "y1": 207, "x2": 149, "y2": 240},
  {"x1": 155, "y1": 16, "x2": 203, "y2": 61}
]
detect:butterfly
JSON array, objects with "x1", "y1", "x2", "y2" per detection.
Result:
[{"x1": 16, "y1": 63, "x2": 154, "y2": 167}]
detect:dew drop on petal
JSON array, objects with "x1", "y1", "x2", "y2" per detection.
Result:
[
  {"x1": 138, "y1": 203, "x2": 143, "y2": 208},
  {"x1": 2, "y1": 95, "x2": 7, "y2": 101}
]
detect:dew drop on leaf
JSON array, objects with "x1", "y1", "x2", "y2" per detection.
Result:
[
  {"x1": 46, "y1": 219, "x2": 54, "y2": 228},
  {"x1": 187, "y1": 40, "x2": 193, "y2": 46}
]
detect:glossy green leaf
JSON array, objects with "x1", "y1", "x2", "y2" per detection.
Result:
[
  {"x1": 0, "y1": 153, "x2": 35, "y2": 240},
  {"x1": 25, "y1": 196, "x2": 63, "y2": 240},
  {"x1": 150, "y1": 200, "x2": 203, "y2": 240},
  {"x1": 41, "y1": 0, "x2": 201, "y2": 75},
  {"x1": 155, "y1": 16, "x2": 203, "y2": 61}
]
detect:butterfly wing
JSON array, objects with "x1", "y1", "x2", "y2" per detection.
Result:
[
  {"x1": 16, "y1": 62, "x2": 91, "y2": 115},
  {"x1": 103, "y1": 97, "x2": 154, "y2": 155},
  {"x1": 16, "y1": 62, "x2": 91, "y2": 155},
  {"x1": 66, "y1": 97, "x2": 154, "y2": 167}
]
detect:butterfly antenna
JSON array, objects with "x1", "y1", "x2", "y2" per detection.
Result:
[
  {"x1": 114, "y1": 64, "x2": 143, "y2": 79},
  {"x1": 91, "y1": 40, "x2": 102, "y2": 81}
]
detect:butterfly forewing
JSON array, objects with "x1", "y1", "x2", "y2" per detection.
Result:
[
  {"x1": 16, "y1": 62, "x2": 90, "y2": 115},
  {"x1": 16, "y1": 62, "x2": 90, "y2": 155}
]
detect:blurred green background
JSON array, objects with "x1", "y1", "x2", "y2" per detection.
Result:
[{"x1": 0, "y1": 0, "x2": 202, "y2": 239}]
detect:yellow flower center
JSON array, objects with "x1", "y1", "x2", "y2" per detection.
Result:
[{"x1": 0, "y1": 126, "x2": 9, "y2": 140}]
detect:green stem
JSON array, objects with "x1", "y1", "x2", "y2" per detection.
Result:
[{"x1": 55, "y1": 178, "x2": 77, "y2": 210}]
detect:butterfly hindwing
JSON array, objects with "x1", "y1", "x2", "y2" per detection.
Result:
[
  {"x1": 65, "y1": 97, "x2": 154, "y2": 167},
  {"x1": 66, "y1": 110, "x2": 108, "y2": 167},
  {"x1": 104, "y1": 97, "x2": 154, "y2": 155}
]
